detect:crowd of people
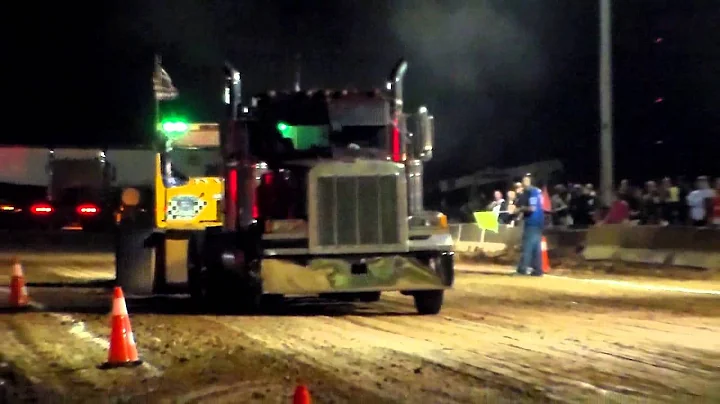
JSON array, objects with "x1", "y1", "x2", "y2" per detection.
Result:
[{"x1": 486, "y1": 175, "x2": 720, "y2": 228}]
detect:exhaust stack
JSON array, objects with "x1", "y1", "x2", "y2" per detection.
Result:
[
  {"x1": 388, "y1": 59, "x2": 408, "y2": 160},
  {"x1": 388, "y1": 59, "x2": 425, "y2": 215},
  {"x1": 222, "y1": 64, "x2": 249, "y2": 230}
]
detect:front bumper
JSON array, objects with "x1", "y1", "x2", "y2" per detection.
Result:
[{"x1": 259, "y1": 251, "x2": 454, "y2": 296}]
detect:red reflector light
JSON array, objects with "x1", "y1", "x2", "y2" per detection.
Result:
[
  {"x1": 252, "y1": 197, "x2": 259, "y2": 219},
  {"x1": 391, "y1": 124, "x2": 402, "y2": 162},
  {"x1": 76, "y1": 204, "x2": 100, "y2": 215},
  {"x1": 30, "y1": 203, "x2": 53, "y2": 215}
]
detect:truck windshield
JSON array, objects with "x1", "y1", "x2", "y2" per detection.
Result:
[
  {"x1": 56, "y1": 187, "x2": 101, "y2": 204},
  {"x1": 278, "y1": 125, "x2": 385, "y2": 151},
  {"x1": 167, "y1": 148, "x2": 222, "y2": 178},
  {"x1": 248, "y1": 122, "x2": 387, "y2": 161}
]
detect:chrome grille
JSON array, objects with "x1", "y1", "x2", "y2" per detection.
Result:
[{"x1": 316, "y1": 175, "x2": 400, "y2": 246}]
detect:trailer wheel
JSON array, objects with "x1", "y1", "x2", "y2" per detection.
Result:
[{"x1": 413, "y1": 290, "x2": 444, "y2": 315}]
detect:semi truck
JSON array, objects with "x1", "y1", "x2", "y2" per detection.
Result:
[
  {"x1": 116, "y1": 58, "x2": 454, "y2": 314},
  {"x1": 0, "y1": 147, "x2": 154, "y2": 231}
]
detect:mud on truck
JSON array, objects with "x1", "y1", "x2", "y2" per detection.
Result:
[{"x1": 116, "y1": 58, "x2": 454, "y2": 315}]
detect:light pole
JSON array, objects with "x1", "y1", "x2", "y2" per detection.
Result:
[{"x1": 599, "y1": 0, "x2": 614, "y2": 206}]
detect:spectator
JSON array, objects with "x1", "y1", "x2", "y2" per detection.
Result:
[
  {"x1": 686, "y1": 176, "x2": 714, "y2": 226},
  {"x1": 711, "y1": 178, "x2": 720, "y2": 227},
  {"x1": 551, "y1": 185, "x2": 570, "y2": 226},
  {"x1": 642, "y1": 181, "x2": 663, "y2": 225},
  {"x1": 602, "y1": 192, "x2": 630, "y2": 224},
  {"x1": 569, "y1": 184, "x2": 593, "y2": 228},
  {"x1": 676, "y1": 176, "x2": 692, "y2": 224},
  {"x1": 660, "y1": 177, "x2": 681, "y2": 224},
  {"x1": 500, "y1": 190, "x2": 518, "y2": 225},
  {"x1": 487, "y1": 190, "x2": 504, "y2": 214},
  {"x1": 628, "y1": 187, "x2": 643, "y2": 223},
  {"x1": 514, "y1": 182, "x2": 523, "y2": 197},
  {"x1": 585, "y1": 183, "x2": 597, "y2": 219},
  {"x1": 618, "y1": 179, "x2": 632, "y2": 202}
]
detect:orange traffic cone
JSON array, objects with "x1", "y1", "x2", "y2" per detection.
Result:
[
  {"x1": 540, "y1": 237, "x2": 551, "y2": 273},
  {"x1": 9, "y1": 257, "x2": 29, "y2": 308},
  {"x1": 293, "y1": 384, "x2": 311, "y2": 404},
  {"x1": 541, "y1": 186, "x2": 552, "y2": 213},
  {"x1": 100, "y1": 287, "x2": 142, "y2": 369}
]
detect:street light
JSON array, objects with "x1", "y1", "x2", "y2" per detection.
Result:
[{"x1": 599, "y1": 0, "x2": 614, "y2": 206}]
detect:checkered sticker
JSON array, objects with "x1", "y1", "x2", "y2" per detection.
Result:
[{"x1": 167, "y1": 196, "x2": 208, "y2": 220}]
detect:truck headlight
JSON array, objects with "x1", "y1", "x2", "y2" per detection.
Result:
[
  {"x1": 409, "y1": 212, "x2": 448, "y2": 229},
  {"x1": 264, "y1": 219, "x2": 308, "y2": 235}
]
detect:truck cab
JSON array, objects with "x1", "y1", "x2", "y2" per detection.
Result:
[
  {"x1": 115, "y1": 58, "x2": 454, "y2": 315},
  {"x1": 154, "y1": 123, "x2": 224, "y2": 230},
  {"x1": 27, "y1": 149, "x2": 117, "y2": 231},
  {"x1": 188, "y1": 60, "x2": 454, "y2": 314},
  {"x1": 115, "y1": 122, "x2": 225, "y2": 294}
]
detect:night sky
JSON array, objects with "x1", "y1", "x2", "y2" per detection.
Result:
[{"x1": 8, "y1": 0, "x2": 720, "y2": 184}]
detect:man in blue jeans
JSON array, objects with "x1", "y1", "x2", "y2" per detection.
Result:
[{"x1": 515, "y1": 175, "x2": 544, "y2": 276}]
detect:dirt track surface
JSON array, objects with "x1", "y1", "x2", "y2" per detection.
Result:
[{"x1": 1, "y1": 254, "x2": 720, "y2": 403}]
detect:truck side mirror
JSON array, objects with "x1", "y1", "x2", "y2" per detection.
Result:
[{"x1": 411, "y1": 106, "x2": 434, "y2": 162}]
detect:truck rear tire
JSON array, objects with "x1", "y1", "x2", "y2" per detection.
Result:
[
  {"x1": 188, "y1": 233, "x2": 236, "y2": 312},
  {"x1": 413, "y1": 290, "x2": 444, "y2": 315}
]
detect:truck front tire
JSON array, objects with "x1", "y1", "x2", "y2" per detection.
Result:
[
  {"x1": 187, "y1": 233, "x2": 208, "y2": 305},
  {"x1": 413, "y1": 290, "x2": 444, "y2": 315},
  {"x1": 190, "y1": 231, "x2": 266, "y2": 314}
]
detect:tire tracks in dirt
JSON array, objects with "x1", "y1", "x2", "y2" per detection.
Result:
[
  {"x1": 201, "y1": 303, "x2": 553, "y2": 403},
  {"x1": 375, "y1": 291, "x2": 718, "y2": 401},
  {"x1": 339, "y1": 304, "x2": 639, "y2": 401},
  {"x1": 0, "y1": 312, "x2": 156, "y2": 403},
  {"x1": 72, "y1": 312, "x2": 398, "y2": 403}
]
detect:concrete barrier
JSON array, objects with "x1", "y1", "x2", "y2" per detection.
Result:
[
  {"x1": 581, "y1": 225, "x2": 623, "y2": 261},
  {"x1": 0, "y1": 230, "x2": 114, "y2": 253},
  {"x1": 617, "y1": 226, "x2": 674, "y2": 265},
  {"x1": 669, "y1": 227, "x2": 720, "y2": 270},
  {"x1": 452, "y1": 223, "x2": 720, "y2": 270},
  {"x1": 452, "y1": 224, "x2": 519, "y2": 255},
  {"x1": 450, "y1": 224, "x2": 584, "y2": 257},
  {"x1": 586, "y1": 226, "x2": 720, "y2": 270}
]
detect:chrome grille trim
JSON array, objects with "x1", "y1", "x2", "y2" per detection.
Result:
[{"x1": 308, "y1": 161, "x2": 409, "y2": 254}]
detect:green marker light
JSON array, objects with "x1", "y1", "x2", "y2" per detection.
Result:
[
  {"x1": 277, "y1": 122, "x2": 289, "y2": 132},
  {"x1": 160, "y1": 120, "x2": 190, "y2": 137}
]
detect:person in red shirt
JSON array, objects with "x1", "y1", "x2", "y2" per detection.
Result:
[{"x1": 602, "y1": 192, "x2": 630, "y2": 225}]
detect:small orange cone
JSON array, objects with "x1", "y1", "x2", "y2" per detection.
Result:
[
  {"x1": 293, "y1": 384, "x2": 311, "y2": 404},
  {"x1": 9, "y1": 258, "x2": 29, "y2": 308},
  {"x1": 540, "y1": 236, "x2": 551, "y2": 273},
  {"x1": 100, "y1": 287, "x2": 142, "y2": 369}
]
